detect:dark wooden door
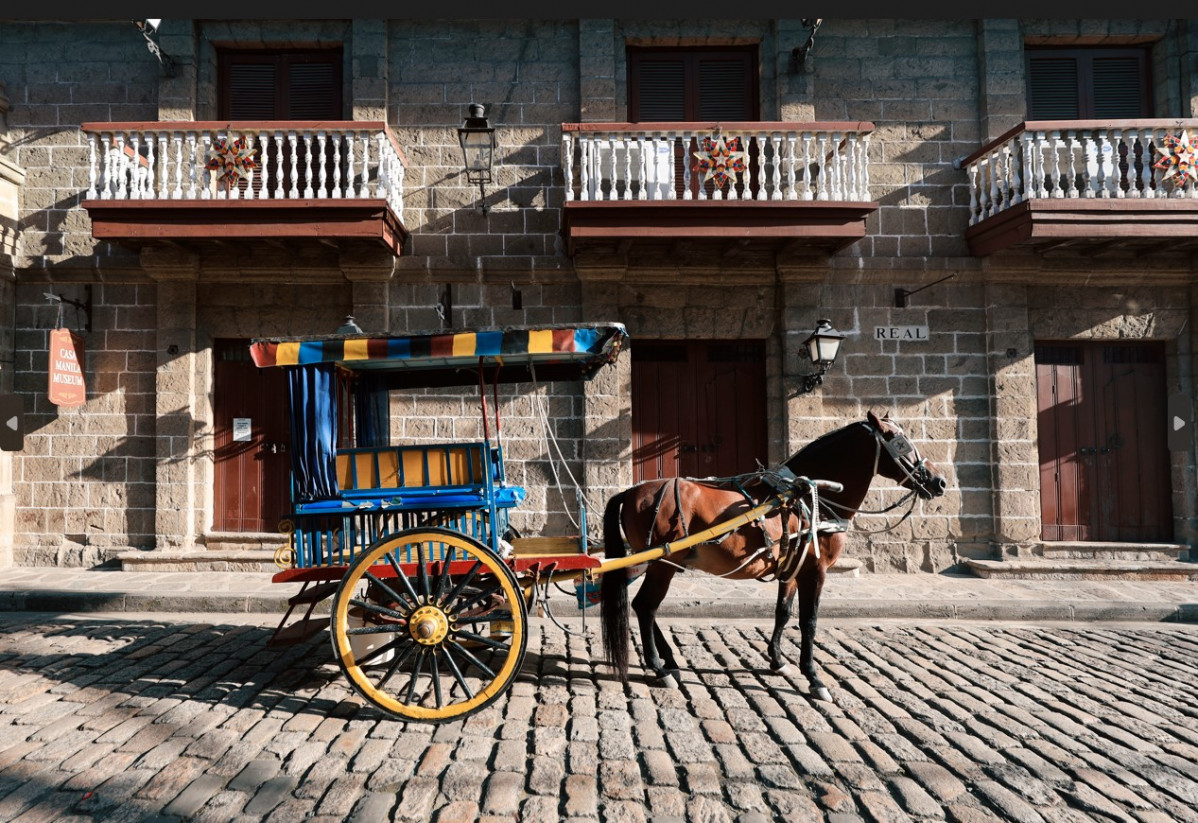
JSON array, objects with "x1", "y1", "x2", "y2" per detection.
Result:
[
  {"x1": 213, "y1": 339, "x2": 290, "y2": 532},
  {"x1": 1036, "y1": 341, "x2": 1171, "y2": 542},
  {"x1": 632, "y1": 340, "x2": 767, "y2": 482}
]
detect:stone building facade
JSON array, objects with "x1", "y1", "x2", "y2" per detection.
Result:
[{"x1": 0, "y1": 18, "x2": 1195, "y2": 573}]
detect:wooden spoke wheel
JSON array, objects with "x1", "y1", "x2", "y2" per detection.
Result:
[{"x1": 330, "y1": 527, "x2": 527, "y2": 723}]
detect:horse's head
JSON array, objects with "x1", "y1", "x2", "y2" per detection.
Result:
[{"x1": 865, "y1": 410, "x2": 948, "y2": 500}]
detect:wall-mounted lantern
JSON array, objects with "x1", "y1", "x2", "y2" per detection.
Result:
[
  {"x1": 458, "y1": 103, "x2": 496, "y2": 213},
  {"x1": 797, "y1": 318, "x2": 845, "y2": 393}
]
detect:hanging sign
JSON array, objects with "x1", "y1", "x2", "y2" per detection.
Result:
[{"x1": 48, "y1": 328, "x2": 86, "y2": 407}]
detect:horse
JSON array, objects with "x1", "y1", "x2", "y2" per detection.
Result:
[{"x1": 599, "y1": 410, "x2": 948, "y2": 702}]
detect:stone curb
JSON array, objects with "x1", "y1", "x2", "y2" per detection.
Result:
[{"x1": 2, "y1": 589, "x2": 1195, "y2": 623}]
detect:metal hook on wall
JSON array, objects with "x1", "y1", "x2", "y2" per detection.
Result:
[{"x1": 43, "y1": 286, "x2": 92, "y2": 332}]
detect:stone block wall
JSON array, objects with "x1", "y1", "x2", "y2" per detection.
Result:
[
  {"x1": 809, "y1": 19, "x2": 981, "y2": 263},
  {"x1": 10, "y1": 282, "x2": 157, "y2": 564},
  {"x1": 0, "y1": 21, "x2": 157, "y2": 277},
  {"x1": 389, "y1": 20, "x2": 580, "y2": 284}
]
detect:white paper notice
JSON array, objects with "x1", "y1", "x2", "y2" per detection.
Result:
[{"x1": 233, "y1": 418, "x2": 252, "y2": 442}]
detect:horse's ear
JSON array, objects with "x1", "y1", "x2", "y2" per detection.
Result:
[{"x1": 867, "y1": 409, "x2": 881, "y2": 427}]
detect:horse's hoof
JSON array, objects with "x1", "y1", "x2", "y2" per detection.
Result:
[
  {"x1": 815, "y1": 686, "x2": 833, "y2": 703},
  {"x1": 654, "y1": 670, "x2": 679, "y2": 688},
  {"x1": 770, "y1": 662, "x2": 790, "y2": 674}
]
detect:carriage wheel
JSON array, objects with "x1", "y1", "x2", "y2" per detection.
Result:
[{"x1": 330, "y1": 527, "x2": 527, "y2": 723}]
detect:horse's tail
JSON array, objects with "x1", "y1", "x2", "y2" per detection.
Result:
[{"x1": 600, "y1": 490, "x2": 631, "y2": 680}]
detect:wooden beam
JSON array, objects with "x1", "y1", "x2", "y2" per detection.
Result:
[
  {"x1": 1031, "y1": 238, "x2": 1077, "y2": 254},
  {"x1": 1078, "y1": 239, "x2": 1128, "y2": 258},
  {"x1": 722, "y1": 238, "x2": 751, "y2": 258}
]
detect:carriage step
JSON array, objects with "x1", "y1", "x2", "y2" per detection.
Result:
[
  {"x1": 267, "y1": 616, "x2": 330, "y2": 647},
  {"x1": 289, "y1": 581, "x2": 340, "y2": 606},
  {"x1": 964, "y1": 558, "x2": 1198, "y2": 581},
  {"x1": 510, "y1": 536, "x2": 586, "y2": 556},
  {"x1": 118, "y1": 549, "x2": 280, "y2": 573}
]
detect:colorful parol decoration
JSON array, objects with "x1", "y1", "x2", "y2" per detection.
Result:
[
  {"x1": 1153, "y1": 130, "x2": 1197, "y2": 188},
  {"x1": 205, "y1": 136, "x2": 259, "y2": 186},
  {"x1": 693, "y1": 135, "x2": 748, "y2": 188}
]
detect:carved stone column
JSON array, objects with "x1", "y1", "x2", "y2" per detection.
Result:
[{"x1": 141, "y1": 249, "x2": 201, "y2": 551}]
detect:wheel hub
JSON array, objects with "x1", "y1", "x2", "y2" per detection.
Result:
[{"x1": 409, "y1": 605, "x2": 449, "y2": 646}]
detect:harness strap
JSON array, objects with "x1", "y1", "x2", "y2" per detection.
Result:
[
  {"x1": 648, "y1": 481, "x2": 672, "y2": 545},
  {"x1": 673, "y1": 478, "x2": 690, "y2": 538}
]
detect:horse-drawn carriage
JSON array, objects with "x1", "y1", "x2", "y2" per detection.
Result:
[{"x1": 251, "y1": 322, "x2": 946, "y2": 723}]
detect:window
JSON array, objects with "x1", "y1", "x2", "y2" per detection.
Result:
[
  {"x1": 628, "y1": 47, "x2": 758, "y2": 121},
  {"x1": 1026, "y1": 47, "x2": 1152, "y2": 119},
  {"x1": 218, "y1": 49, "x2": 343, "y2": 120}
]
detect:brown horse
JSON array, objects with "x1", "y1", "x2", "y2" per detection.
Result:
[{"x1": 600, "y1": 411, "x2": 948, "y2": 701}]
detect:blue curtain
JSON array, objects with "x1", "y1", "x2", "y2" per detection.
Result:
[
  {"x1": 287, "y1": 364, "x2": 339, "y2": 502},
  {"x1": 354, "y1": 373, "x2": 390, "y2": 448}
]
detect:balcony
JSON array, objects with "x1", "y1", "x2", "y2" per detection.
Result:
[
  {"x1": 963, "y1": 120, "x2": 1198, "y2": 257},
  {"x1": 559, "y1": 121, "x2": 877, "y2": 260},
  {"x1": 80, "y1": 121, "x2": 409, "y2": 257}
]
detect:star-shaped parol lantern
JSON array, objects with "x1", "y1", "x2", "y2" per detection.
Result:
[
  {"x1": 693, "y1": 135, "x2": 748, "y2": 189},
  {"x1": 1153, "y1": 130, "x2": 1197, "y2": 188},
  {"x1": 205, "y1": 135, "x2": 259, "y2": 188}
]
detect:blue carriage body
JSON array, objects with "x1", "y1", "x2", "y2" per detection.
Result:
[{"x1": 248, "y1": 323, "x2": 628, "y2": 568}]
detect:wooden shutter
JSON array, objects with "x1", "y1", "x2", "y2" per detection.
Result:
[
  {"x1": 696, "y1": 53, "x2": 756, "y2": 120},
  {"x1": 1091, "y1": 55, "x2": 1149, "y2": 118},
  {"x1": 1026, "y1": 47, "x2": 1151, "y2": 119},
  {"x1": 218, "y1": 49, "x2": 343, "y2": 120},
  {"x1": 633, "y1": 57, "x2": 688, "y2": 121},
  {"x1": 1027, "y1": 57, "x2": 1080, "y2": 119},
  {"x1": 628, "y1": 47, "x2": 758, "y2": 122}
]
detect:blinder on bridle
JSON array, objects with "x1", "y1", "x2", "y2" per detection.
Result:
[{"x1": 869, "y1": 420, "x2": 944, "y2": 500}]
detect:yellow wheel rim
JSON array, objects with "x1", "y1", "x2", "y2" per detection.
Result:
[{"x1": 331, "y1": 528, "x2": 526, "y2": 723}]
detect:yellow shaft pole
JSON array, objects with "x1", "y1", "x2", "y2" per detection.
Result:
[{"x1": 593, "y1": 493, "x2": 788, "y2": 576}]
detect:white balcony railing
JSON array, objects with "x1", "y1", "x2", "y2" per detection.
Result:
[
  {"x1": 80, "y1": 120, "x2": 407, "y2": 214},
  {"x1": 561, "y1": 121, "x2": 874, "y2": 203},
  {"x1": 964, "y1": 120, "x2": 1198, "y2": 225}
]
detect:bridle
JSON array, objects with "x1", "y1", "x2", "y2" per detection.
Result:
[
  {"x1": 819, "y1": 418, "x2": 937, "y2": 533},
  {"x1": 864, "y1": 419, "x2": 939, "y2": 500}
]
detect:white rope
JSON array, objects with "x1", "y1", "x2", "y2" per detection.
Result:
[{"x1": 529, "y1": 364, "x2": 582, "y2": 530}]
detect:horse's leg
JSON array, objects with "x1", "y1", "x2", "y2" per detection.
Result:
[
  {"x1": 631, "y1": 561, "x2": 681, "y2": 685},
  {"x1": 796, "y1": 557, "x2": 832, "y2": 702},
  {"x1": 768, "y1": 577, "x2": 797, "y2": 673}
]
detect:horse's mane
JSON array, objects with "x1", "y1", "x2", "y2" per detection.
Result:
[{"x1": 783, "y1": 419, "x2": 868, "y2": 469}]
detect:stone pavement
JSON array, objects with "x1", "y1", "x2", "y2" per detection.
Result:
[
  {"x1": 3, "y1": 611, "x2": 1198, "y2": 822},
  {"x1": 1, "y1": 565, "x2": 1198, "y2": 623}
]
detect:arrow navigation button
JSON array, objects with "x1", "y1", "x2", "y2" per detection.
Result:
[
  {"x1": 1168, "y1": 394, "x2": 1192, "y2": 451},
  {"x1": 0, "y1": 394, "x2": 22, "y2": 451}
]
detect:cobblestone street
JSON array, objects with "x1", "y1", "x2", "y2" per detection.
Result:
[{"x1": 2, "y1": 612, "x2": 1197, "y2": 822}]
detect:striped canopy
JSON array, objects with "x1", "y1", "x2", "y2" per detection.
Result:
[{"x1": 249, "y1": 323, "x2": 628, "y2": 388}]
